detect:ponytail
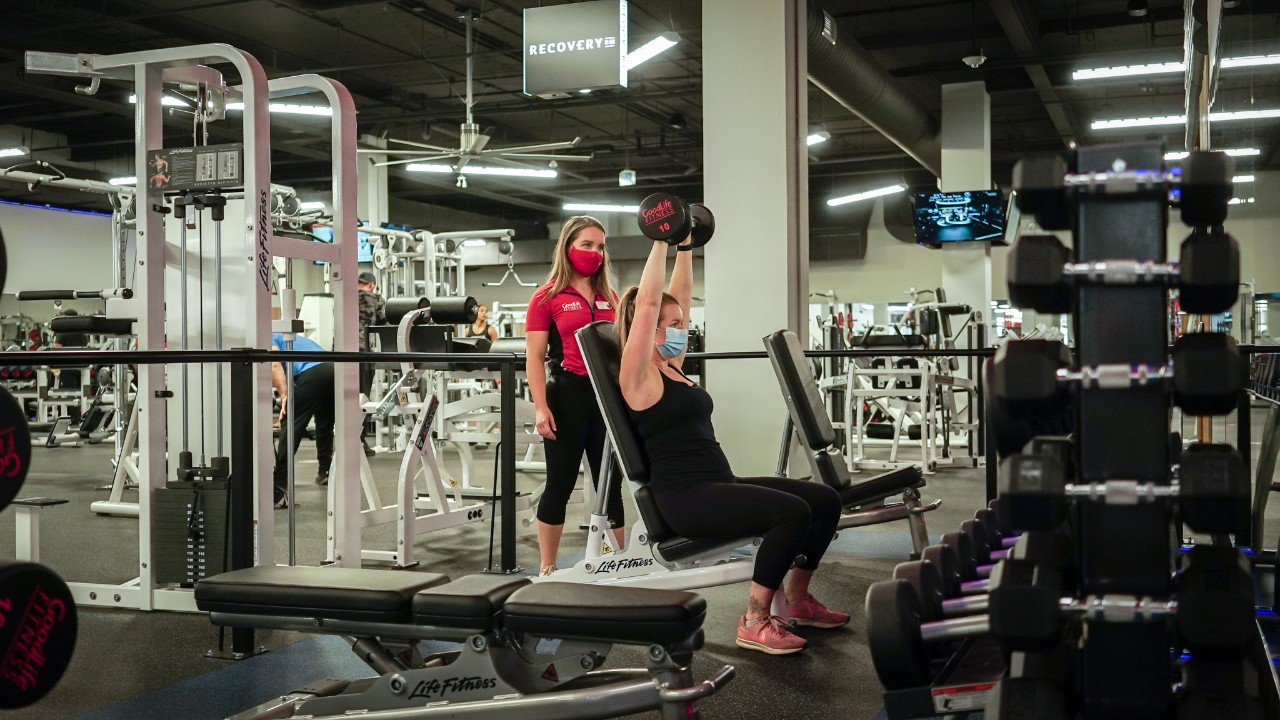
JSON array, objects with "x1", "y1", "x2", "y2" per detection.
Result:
[{"x1": 615, "y1": 286, "x2": 680, "y2": 352}]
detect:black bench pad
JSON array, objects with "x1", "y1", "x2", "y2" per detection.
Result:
[
  {"x1": 412, "y1": 575, "x2": 531, "y2": 631},
  {"x1": 50, "y1": 316, "x2": 135, "y2": 336},
  {"x1": 194, "y1": 567, "x2": 449, "y2": 623},
  {"x1": 503, "y1": 583, "x2": 706, "y2": 647},
  {"x1": 836, "y1": 463, "x2": 925, "y2": 508},
  {"x1": 657, "y1": 535, "x2": 750, "y2": 563}
]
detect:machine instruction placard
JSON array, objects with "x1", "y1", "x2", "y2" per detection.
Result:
[{"x1": 145, "y1": 143, "x2": 244, "y2": 191}]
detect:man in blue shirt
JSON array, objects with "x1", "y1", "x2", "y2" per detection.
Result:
[{"x1": 272, "y1": 332, "x2": 334, "y2": 508}]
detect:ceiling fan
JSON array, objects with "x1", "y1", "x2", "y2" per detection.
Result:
[{"x1": 359, "y1": 9, "x2": 592, "y2": 187}]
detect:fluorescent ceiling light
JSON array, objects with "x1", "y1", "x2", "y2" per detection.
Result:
[
  {"x1": 298, "y1": 200, "x2": 326, "y2": 210},
  {"x1": 563, "y1": 202, "x2": 640, "y2": 213},
  {"x1": 0, "y1": 146, "x2": 28, "y2": 158},
  {"x1": 1074, "y1": 53, "x2": 1280, "y2": 81},
  {"x1": 1092, "y1": 108, "x2": 1280, "y2": 130},
  {"x1": 1232, "y1": 174, "x2": 1255, "y2": 183},
  {"x1": 1228, "y1": 197, "x2": 1255, "y2": 205},
  {"x1": 624, "y1": 33, "x2": 679, "y2": 71},
  {"x1": 807, "y1": 131, "x2": 831, "y2": 146},
  {"x1": 1164, "y1": 147, "x2": 1260, "y2": 160},
  {"x1": 827, "y1": 184, "x2": 905, "y2": 207},
  {"x1": 108, "y1": 176, "x2": 136, "y2": 186},
  {"x1": 461, "y1": 238, "x2": 488, "y2": 247},
  {"x1": 579, "y1": 88, "x2": 593, "y2": 94},
  {"x1": 127, "y1": 94, "x2": 330, "y2": 116},
  {"x1": 406, "y1": 163, "x2": 558, "y2": 178}
]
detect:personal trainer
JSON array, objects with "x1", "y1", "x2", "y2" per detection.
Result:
[
  {"x1": 271, "y1": 332, "x2": 334, "y2": 507},
  {"x1": 615, "y1": 229, "x2": 848, "y2": 656},
  {"x1": 525, "y1": 216, "x2": 626, "y2": 576}
]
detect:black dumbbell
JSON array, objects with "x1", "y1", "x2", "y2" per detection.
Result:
[
  {"x1": 1007, "y1": 230, "x2": 1239, "y2": 315},
  {"x1": 1002, "y1": 443, "x2": 1247, "y2": 534},
  {"x1": 893, "y1": 559, "x2": 990, "y2": 623},
  {"x1": 992, "y1": 333, "x2": 1241, "y2": 417},
  {"x1": 637, "y1": 192, "x2": 715, "y2": 247},
  {"x1": 867, "y1": 559, "x2": 1070, "y2": 690},
  {"x1": 1013, "y1": 154, "x2": 1071, "y2": 231},
  {"x1": 1178, "y1": 151, "x2": 1234, "y2": 228},
  {"x1": 0, "y1": 561, "x2": 78, "y2": 709}
]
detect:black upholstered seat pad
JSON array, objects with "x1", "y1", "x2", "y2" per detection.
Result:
[
  {"x1": 838, "y1": 466, "x2": 924, "y2": 508},
  {"x1": 412, "y1": 575, "x2": 531, "y2": 630},
  {"x1": 503, "y1": 582, "x2": 706, "y2": 646},
  {"x1": 657, "y1": 535, "x2": 751, "y2": 562},
  {"x1": 50, "y1": 316, "x2": 135, "y2": 336},
  {"x1": 195, "y1": 566, "x2": 449, "y2": 623}
]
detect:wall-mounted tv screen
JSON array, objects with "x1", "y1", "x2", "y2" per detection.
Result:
[
  {"x1": 310, "y1": 225, "x2": 374, "y2": 263},
  {"x1": 913, "y1": 190, "x2": 1007, "y2": 247}
]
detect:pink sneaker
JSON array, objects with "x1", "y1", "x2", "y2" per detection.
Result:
[
  {"x1": 786, "y1": 594, "x2": 850, "y2": 629},
  {"x1": 736, "y1": 614, "x2": 807, "y2": 655}
]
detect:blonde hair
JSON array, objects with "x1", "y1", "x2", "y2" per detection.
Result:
[
  {"x1": 616, "y1": 286, "x2": 680, "y2": 350},
  {"x1": 542, "y1": 215, "x2": 617, "y2": 305}
]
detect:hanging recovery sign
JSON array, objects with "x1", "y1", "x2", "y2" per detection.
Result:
[
  {"x1": 145, "y1": 143, "x2": 244, "y2": 191},
  {"x1": 523, "y1": 0, "x2": 627, "y2": 95}
]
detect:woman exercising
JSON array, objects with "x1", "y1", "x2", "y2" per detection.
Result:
[
  {"x1": 466, "y1": 304, "x2": 499, "y2": 343},
  {"x1": 526, "y1": 216, "x2": 626, "y2": 576},
  {"x1": 615, "y1": 231, "x2": 848, "y2": 655}
]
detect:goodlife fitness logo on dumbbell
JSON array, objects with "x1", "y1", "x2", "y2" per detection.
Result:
[{"x1": 641, "y1": 199, "x2": 677, "y2": 231}]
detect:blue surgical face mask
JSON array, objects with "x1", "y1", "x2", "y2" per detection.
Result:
[{"x1": 656, "y1": 327, "x2": 688, "y2": 359}]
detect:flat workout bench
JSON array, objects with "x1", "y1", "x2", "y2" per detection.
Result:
[{"x1": 195, "y1": 567, "x2": 732, "y2": 719}]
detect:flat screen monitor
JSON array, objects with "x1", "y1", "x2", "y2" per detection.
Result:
[
  {"x1": 310, "y1": 225, "x2": 374, "y2": 263},
  {"x1": 913, "y1": 190, "x2": 1007, "y2": 247}
]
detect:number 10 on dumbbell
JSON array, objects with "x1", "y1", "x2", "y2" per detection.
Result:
[{"x1": 638, "y1": 192, "x2": 715, "y2": 247}]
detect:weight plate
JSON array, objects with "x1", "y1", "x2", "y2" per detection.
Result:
[
  {"x1": 0, "y1": 386, "x2": 30, "y2": 513},
  {"x1": 688, "y1": 203, "x2": 715, "y2": 248},
  {"x1": 637, "y1": 192, "x2": 690, "y2": 245},
  {"x1": 865, "y1": 579, "x2": 931, "y2": 690},
  {"x1": 893, "y1": 560, "x2": 946, "y2": 622},
  {"x1": 0, "y1": 561, "x2": 78, "y2": 708}
]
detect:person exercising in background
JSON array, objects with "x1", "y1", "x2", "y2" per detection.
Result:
[
  {"x1": 526, "y1": 216, "x2": 626, "y2": 576},
  {"x1": 615, "y1": 230, "x2": 848, "y2": 656},
  {"x1": 465, "y1": 304, "x2": 499, "y2": 343},
  {"x1": 357, "y1": 272, "x2": 385, "y2": 456},
  {"x1": 271, "y1": 332, "x2": 335, "y2": 507}
]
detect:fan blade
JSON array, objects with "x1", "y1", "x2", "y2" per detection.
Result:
[
  {"x1": 374, "y1": 155, "x2": 458, "y2": 168},
  {"x1": 384, "y1": 137, "x2": 455, "y2": 151},
  {"x1": 496, "y1": 152, "x2": 594, "y2": 162},
  {"x1": 359, "y1": 149, "x2": 465, "y2": 156},
  {"x1": 481, "y1": 137, "x2": 581, "y2": 154}
]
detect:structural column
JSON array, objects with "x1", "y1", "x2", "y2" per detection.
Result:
[
  {"x1": 702, "y1": 0, "x2": 808, "y2": 473},
  {"x1": 939, "y1": 81, "x2": 993, "y2": 339},
  {"x1": 357, "y1": 134, "x2": 389, "y2": 227}
]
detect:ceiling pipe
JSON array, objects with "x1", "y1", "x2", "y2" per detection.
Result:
[{"x1": 806, "y1": 3, "x2": 942, "y2": 176}]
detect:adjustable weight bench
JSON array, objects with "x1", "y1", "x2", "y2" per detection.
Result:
[
  {"x1": 764, "y1": 330, "x2": 939, "y2": 557},
  {"x1": 534, "y1": 322, "x2": 760, "y2": 589},
  {"x1": 195, "y1": 567, "x2": 733, "y2": 719}
]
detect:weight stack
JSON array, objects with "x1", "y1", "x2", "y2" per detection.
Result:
[{"x1": 153, "y1": 479, "x2": 230, "y2": 587}]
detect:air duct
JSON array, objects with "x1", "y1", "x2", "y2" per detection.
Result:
[
  {"x1": 1182, "y1": 0, "x2": 1222, "y2": 152},
  {"x1": 807, "y1": 4, "x2": 942, "y2": 176}
]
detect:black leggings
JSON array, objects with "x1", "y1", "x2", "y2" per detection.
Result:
[
  {"x1": 273, "y1": 363, "x2": 335, "y2": 495},
  {"x1": 538, "y1": 372, "x2": 624, "y2": 528},
  {"x1": 651, "y1": 477, "x2": 842, "y2": 590}
]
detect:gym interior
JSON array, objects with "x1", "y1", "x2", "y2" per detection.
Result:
[{"x1": 0, "y1": 1, "x2": 1276, "y2": 718}]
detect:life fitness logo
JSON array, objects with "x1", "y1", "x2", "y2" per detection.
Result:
[{"x1": 528, "y1": 36, "x2": 616, "y2": 56}]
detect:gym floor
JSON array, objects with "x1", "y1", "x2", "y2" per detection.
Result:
[{"x1": 2, "y1": 409, "x2": 1275, "y2": 720}]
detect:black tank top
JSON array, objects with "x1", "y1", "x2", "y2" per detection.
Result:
[{"x1": 629, "y1": 369, "x2": 734, "y2": 487}]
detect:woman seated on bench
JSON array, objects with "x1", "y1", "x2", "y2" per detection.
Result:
[{"x1": 615, "y1": 231, "x2": 848, "y2": 656}]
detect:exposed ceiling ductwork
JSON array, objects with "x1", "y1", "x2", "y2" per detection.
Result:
[
  {"x1": 1182, "y1": 0, "x2": 1222, "y2": 152},
  {"x1": 806, "y1": 3, "x2": 942, "y2": 177}
]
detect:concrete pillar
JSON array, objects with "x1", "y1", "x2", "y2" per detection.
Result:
[
  {"x1": 939, "y1": 81, "x2": 992, "y2": 341},
  {"x1": 357, "y1": 134, "x2": 389, "y2": 227},
  {"x1": 702, "y1": 0, "x2": 808, "y2": 473}
]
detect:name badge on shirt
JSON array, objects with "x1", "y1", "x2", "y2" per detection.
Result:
[{"x1": 596, "y1": 300, "x2": 611, "y2": 310}]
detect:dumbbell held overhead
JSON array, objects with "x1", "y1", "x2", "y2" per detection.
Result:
[{"x1": 638, "y1": 192, "x2": 715, "y2": 248}]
